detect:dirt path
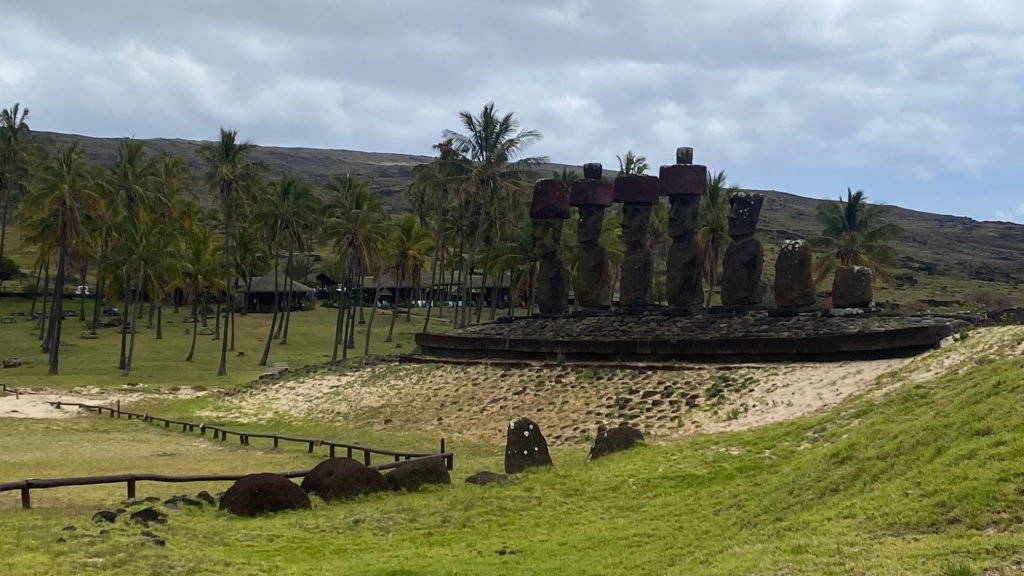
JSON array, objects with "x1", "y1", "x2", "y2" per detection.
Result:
[{"x1": 0, "y1": 386, "x2": 208, "y2": 419}]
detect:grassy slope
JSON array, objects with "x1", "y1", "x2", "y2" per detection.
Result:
[{"x1": 0, "y1": 329, "x2": 1022, "y2": 575}]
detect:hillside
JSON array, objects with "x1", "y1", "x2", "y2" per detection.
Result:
[{"x1": 30, "y1": 131, "x2": 1024, "y2": 308}]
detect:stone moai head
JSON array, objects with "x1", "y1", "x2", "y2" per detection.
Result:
[
  {"x1": 530, "y1": 178, "x2": 569, "y2": 255},
  {"x1": 727, "y1": 192, "x2": 764, "y2": 237},
  {"x1": 570, "y1": 163, "x2": 613, "y2": 246},
  {"x1": 659, "y1": 147, "x2": 707, "y2": 238},
  {"x1": 613, "y1": 173, "x2": 659, "y2": 247}
]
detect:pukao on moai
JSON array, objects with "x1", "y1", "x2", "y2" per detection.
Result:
[
  {"x1": 530, "y1": 179, "x2": 570, "y2": 315},
  {"x1": 613, "y1": 172, "x2": 660, "y2": 306},
  {"x1": 720, "y1": 192, "x2": 765, "y2": 305},
  {"x1": 569, "y1": 163, "x2": 613, "y2": 309},
  {"x1": 659, "y1": 147, "x2": 707, "y2": 308}
]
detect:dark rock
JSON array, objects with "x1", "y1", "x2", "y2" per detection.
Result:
[
  {"x1": 141, "y1": 530, "x2": 166, "y2": 546},
  {"x1": 385, "y1": 457, "x2": 452, "y2": 491},
  {"x1": 195, "y1": 491, "x2": 216, "y2": 505},
  {"x1": 164, "y1": 495, "x2": 205, "y2": 509},
  {"x1": 129, "y1": 507, "x2": 164, "y2": 523},
  {"x1": 832, "y1": 266, "x2": 874, "y2": 308},
  {"x1": 61, "y1": 525, "x2": 77, "y2": 532},
  {"x1": 219, "y1": 473, "x2": 311, "y2": 517},
  {"x1": 142, "y1": 496, "x2": 160, "y2": 504},
  {"x1": 588, "y1": 423, "x2": 645, "y2": 460},
  {"x1": 300, "y1": 457, "x2": 389, "y2": 501},
  {"x1": 504, "y1": 416, "x2": 553, "y2": 474},
  {"x1": 774, "y1": 240, "x2": 815, "y2": 307},
  {"x1": 465, "y1": 471, "x2": 510, "y2": 486},
  {"x1": 92, "y1": 510, "x2": 118, "y2": 523}
]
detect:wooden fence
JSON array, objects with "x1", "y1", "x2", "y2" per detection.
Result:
[
  {"x1": 0, "y1": 454, "x2": 451, "y2": 509},
  {"x1": 0, "y1": 400, "x2": 454, "y2": 509}
]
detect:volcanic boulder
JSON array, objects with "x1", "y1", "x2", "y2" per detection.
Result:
[
  {"x1": 219, "y1": 473, "x2": 311, "y2": 517},
  {"x1": 587, "y1": 423, "x2": 645, "y2": 461},
  {"x1": 300, "y1": 457, "x2": 389, "y2": 502},
  {"x1": 385, "y1": 457, "x2": 452, "y2": 491},
  {"x1": 832, "y1": 266, "x2": 874, "y2": 308}
]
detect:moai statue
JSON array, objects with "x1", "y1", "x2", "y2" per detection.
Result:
[
  {"x1": 569, "y1": 163, "x2": 613, "y2": 309},
  {"x1": 832, "y1": 266, "x2": 873, "y2": 308},
  {"x1": 774, "y1": 239, "x2": 815, "y2": 308},
  {"x1": 720, "y1": 192, "x2": 765, "y2": 306},
  {"x1": 613, "y1": 173, "x2": 660, "y2": 306},
  {"x1": 659, "y1": 147, "x2": 707, "y2": 308},
  {"x1": 530, "y1": 179, "x2": 570, "y2": 315}
]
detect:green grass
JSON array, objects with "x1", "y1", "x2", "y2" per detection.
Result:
[
  {"x1": 0, "y1": 299, "x2": 449, "y2": 391},
  {"x1": 1, "y1": 332, "x2": 1022, "y2": 574}
]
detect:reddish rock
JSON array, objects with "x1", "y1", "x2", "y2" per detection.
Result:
[
  {"x1": 612, "y1": 174, "x2": 660, "y2": 205},
  {"x1": 530, "y1": 179, "x2": 570, "y2": 219},
  {"x1": 300, "y1": 458, "x2": 389, "y2": 502},
  {"x1": 219, "y1": 473, "x2": 310, "y2": 517}
]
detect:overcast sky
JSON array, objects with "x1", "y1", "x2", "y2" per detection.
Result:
[{"x1": 2, "y1": 0, "x2": 1022, "y2": 222}]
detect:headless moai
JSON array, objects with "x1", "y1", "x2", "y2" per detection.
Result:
[
  {"x1": 613, "y1": 173, "x2": 660, "y2": 307},
  {"x1": 832, "y1": 265, "x2": 873, "y2": 308},
  {"x1": 721, "y1": 192, "x2": 765, "y2": 306},
  {"x1": 774, "y1": 239, "x2": 815, "y2": 308},
  {"x1": 569, "y1": 163, "x2": 613, "y2": 309},
  {"x1": 530, "y1": 179, "x2": 570, "y2": 315},
  {"x1": 659, "y1": 147, "x2": 707, "y2": 308}
]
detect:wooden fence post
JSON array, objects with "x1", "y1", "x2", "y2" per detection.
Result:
[
  {"x1": 363, "y1": 450, "x2": 371, "y2": 466},
  {"x1": 116, "y1": 400, "x2": 121, "y2": 418},
  {"x1": 273, "y1": 437, "x2": 279, "y2": 449},
  {"x1": 329, "y1": 445, "x2": 336, "y2": 458},
  {"x1": 127, "y1": 479, "x2": 136, "y2": 499},
  {"x1": 20, "y1": 488, "x2": 30, "y2": 509}
]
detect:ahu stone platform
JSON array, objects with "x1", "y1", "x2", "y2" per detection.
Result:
[{"x1": 415, "y1": 311, "x2": 963, "y2": 362}]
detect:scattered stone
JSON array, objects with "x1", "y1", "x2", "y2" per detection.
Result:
[
  {"x1": 164, "y1": 495, "x2": 205, "y2": 509},
  {"x1": 129, "y1": 507, "x2": 164, "y2": 523},
  {"x1": 504, "y1": 416, "x2": 553, "y2": 474},
  {"x1": 385, "y1": 457, "x2": 452, "y2": 491},
  {"x1": 92, "y1": 510, "x2": 118, "y2": 523},
  {"x1": 141, "y1": 530, "x2": 166, "y2": 546},
  {"x1": 3, "y1": 357, "x2": 21, "y2": 368},
  {"x1": 465, "y1": 471, "x2": 510, "y2": 486},
  {"x1": 588, "y1": 423, "x2": 645, "y2": 461},
  {"x1": 195, "y1": 491, "x2": 216, "y2": 505},
  {"x1": 142, "y1": 496, "x2": 160, "y2": 504},
  {"x1": 61, "y1": 525, "x2": 77, "y2": 532},
  {"x1": 219, "y1": 473, "x2": 311, "y2": 517},
  {"x1": 300, "y1": 457, "x2": 389, "y2": 501}
]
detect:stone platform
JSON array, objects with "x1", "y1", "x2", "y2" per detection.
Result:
[{"x1": 415, "y1": 310, "x2": 963, "y2": 362}]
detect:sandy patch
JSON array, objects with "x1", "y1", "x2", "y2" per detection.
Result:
[
  {"x1": 0, "y1": 386, "x2": 210, "y2": 419},
  {"x1": 206, "y1": 326, "x2": 1024, "y2": 445}
]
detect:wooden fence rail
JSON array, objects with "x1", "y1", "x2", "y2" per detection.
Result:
[
  {"x1": 49, "y1": 401, "x2": 452, "y2": 469},
  {"x1": 0, "y1": 453, "x2": 454, "y2": 509}
]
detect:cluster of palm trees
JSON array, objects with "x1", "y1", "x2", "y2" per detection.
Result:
[{"x1": 1, "y1": 99, "x2": 901, "y2": 378}]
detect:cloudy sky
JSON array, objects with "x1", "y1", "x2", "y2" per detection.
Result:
[{"x1": 2, "y1": 0, "x2": 1022, "y2": 222}]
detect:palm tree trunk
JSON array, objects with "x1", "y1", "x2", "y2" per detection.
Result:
[
  {"x1": 280, "y1": 248, "x2": 294, "y2": 344},
  {"x1": 122, "y1": 269, "x2": 144, "y2": 376},
  {"x1": 217, "y1": 190, "x2": 233, "y2": 377},
  {"x1": 48, "y1": 242, "x2": 67, "y2": 375},
  {"x1": 259, "y1": 251, "x2": 281, "y2": 366},
  {"x1": 489, "y1": 271, "x2": 501, "y2": 321},
  {"x1": 214, "y1": 300, "x2": 221, "y2": 340},
  {"x1": 29, "y1": 262, "x2": 42, "y2": 318},
  {"x1": 331, "y1": 280, "x2": 348, "y2": 366},
  {"x1": 364, "y1": 269, "x2": 384, "y2": 356},
  {"x1": 460, "y1": 197, "x2": 491, "y2": 328},
  {"x1": 475, "y1": 270, "x2": 488, "y2": 324},
  {"x1": 156, "y1": 304, "x2": 163, "y2": 340},
  {"x1": 78, "y1": 263, "x2": 87, "y2": 319},
  {"x1": 147, "y1": 301, "x2": 155, "y2": 329},
  {"x1": 186, "y1": 280, "x2": 199, "y2": 362},
  {"x1": 385, "y1": 266, "x2": 401, "y2": 343},
  {"x1": 453, "y1": 236, "x2": 465, "y2": 327},
  {"x1": 0, "y1": 187, "x2": 10, "y2": 265},
  {"x1": 91, "y1": 262, "x2": 104, "y2": 335},
  {"x1": 38, "y1": 258, "x2": 49, "y2": 341},
  {"x1": 118, "y1": 271, "x2": 130, "y2": 370}
]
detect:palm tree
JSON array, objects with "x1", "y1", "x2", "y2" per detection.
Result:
[
  {"x1": 811, "y1": 188, "x2": 903, "y2": 285},
  {"x1": 697, "y1": 170, "x2": 738, "y2": 307},
  {"x1": 616, "y1": 150, "x2": 649, "y2": 176},
  {"x1": 182, "y1": 223, "x2": 222, "y2": 362},
  {"x1": 0, "y1": 103, "x2": 30, "y2": 265},
  {"x1": 384, "y1": 213, "x2": 433, "y2": 343},
  {"x1": 257, "y1": 174, "x2": 320, "y2": 365},
  {"x1": 197, "y1": 128, "x2": 262, "y2": 376},
  {"x1": 441, "y1": 102, "x2": 547, "y2": 327},
  {"x1": 32, "y1": 144, "x2": 99, "y2": 374},
  {"x1": 323, "y1": 174, "x2": 387, "y2": 364}
]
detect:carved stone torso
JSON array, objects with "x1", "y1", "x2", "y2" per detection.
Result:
[{"x1": 721, "y1": 234, "x2": 763, "y2": 305}]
